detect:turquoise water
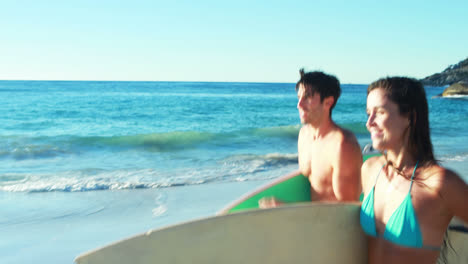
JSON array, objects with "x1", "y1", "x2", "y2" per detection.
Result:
[
  {"x1": 1, "y1": 81, "x2": 467, "y2": 264},
  {"x1": 0, "y1": 81, "x2": 467, "y2": 193}
]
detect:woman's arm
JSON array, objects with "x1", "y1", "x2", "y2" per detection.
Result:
[{"x1": 440, "y1": 169, "x2": 468, "y2": 223}]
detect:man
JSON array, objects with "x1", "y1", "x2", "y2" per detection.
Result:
[{"x1": 260, "y1": 69, "x2": 362, "y2": 207}]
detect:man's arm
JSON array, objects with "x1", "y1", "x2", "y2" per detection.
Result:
[
  {"x1": 258, "y1": 197, "x2": 284, "y2": 208},
  {"x1": 332, "y1": 136, "x2": 362, "y2": 201}
]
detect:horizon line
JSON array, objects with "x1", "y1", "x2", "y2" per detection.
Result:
[{"x1": 0, "y1": 79, "x2": 371, "y2": 85}]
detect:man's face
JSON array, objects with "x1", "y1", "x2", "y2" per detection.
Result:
[{"x1": 297, "y1": 84, "x2": 323, "y2": 125}]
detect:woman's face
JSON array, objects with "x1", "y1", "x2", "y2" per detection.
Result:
[{"x1": 366, "y1": 88, "x2": 410, "y2": 151}]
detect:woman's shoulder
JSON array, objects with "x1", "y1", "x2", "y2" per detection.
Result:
[
  {"x1": 363, "y1": 155, "x2": 385, "y2": 171},
  {"x1": 420, "y1": 164, "x2": 468, "y2": 221},
  {"x1": 421, "y1": 164, "x2": 463, "y2": 189},
  {"x1": 416, "y1": 164, "x2": 466, "y2": 202},
  {"x1": 361, "y1": 155, "x2": 385, "y2": 189}
]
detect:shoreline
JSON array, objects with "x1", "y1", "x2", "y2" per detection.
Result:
[
  {"x1": 2, "y1": 159, "x2": 466, "y2": 264},
  {"x1": 1, "y1": 180, "x2": 268, "y2": 264}
]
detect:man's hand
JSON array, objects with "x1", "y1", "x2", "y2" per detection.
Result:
[{"x1": 258, "y1": 197, "x2": 284, "y2": 209}]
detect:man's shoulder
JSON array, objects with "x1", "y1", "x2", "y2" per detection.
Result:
[
  {"x1": 329, "y1": 126, "x2": 359, "y2": 148},
  {"x1": 298, "y1": 125, "x2": 307, "y2": 142},
  {"x1": 337, "y1": 126, "x2": 357, "y2": 140},
  {"x1": 325, "y1": 126, "x2": 361, "y2": 165}
]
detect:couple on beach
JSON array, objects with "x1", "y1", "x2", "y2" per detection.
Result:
[{"x1": 260, "y1": 70, "x2": 468, "y2": 264}]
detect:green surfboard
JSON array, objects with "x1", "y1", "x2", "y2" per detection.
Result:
[{"x1": 219, "y1": 153, "x2": 378, "y2": 214}]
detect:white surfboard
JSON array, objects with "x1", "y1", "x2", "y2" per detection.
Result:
[
  {"x1": 75, "y1": 202, "x2": 468, "y2": 264},
  {"x1": 446, "y1": 227, "x2": 468, "y2": 264},
  {"x1": 75, "y1": 202, "x2": 367, "y2": 264}
]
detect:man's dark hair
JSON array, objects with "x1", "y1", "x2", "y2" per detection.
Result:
[{"x1": 295, "y1": 69, "x2": 341, "y2": 115}]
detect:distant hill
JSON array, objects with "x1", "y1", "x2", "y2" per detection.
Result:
[{"x1": 421, "y1": 57, "x2": 468, "y2": 86}]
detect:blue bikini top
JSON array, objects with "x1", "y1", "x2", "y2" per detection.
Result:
[{"x1": 360, "y1": 161, "x2": 440, "y2": 250}]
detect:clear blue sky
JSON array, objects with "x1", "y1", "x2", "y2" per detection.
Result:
[{"x1": 1, "y1": 0, "x2": 467, "y2": 83}]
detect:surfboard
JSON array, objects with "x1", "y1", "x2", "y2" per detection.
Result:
[
  {"x1": 216, "y1": 154, "x2": 468, "y2": 263},
  {"x1": 218, "y1": 153, "x2": 378, "y2": 214},
  {"x1": 218, "y1": 170, "x2": 310, "y2": 214},
  {"x1": 446, "y1": 227, "x2": 468, "y2": 264},
  {"x1": 75, "y1": 203, "x2": 367, "y2": 264},
  {"x1": 75, "y1": 148, "x2": 467, "y2": 264}
]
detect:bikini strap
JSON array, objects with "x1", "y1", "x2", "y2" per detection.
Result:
[
  {"x1": 408, "y1": 160, "x2": 419, "y2": 191},
  {"x1": 373, "y1": 163, "x2": 386, "y2": 186}
]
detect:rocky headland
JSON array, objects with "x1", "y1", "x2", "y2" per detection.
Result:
[
  {"x1": 421, "y1": 57, "x2": 468, "y2": 87},
  {"x1": 421, "y1": 57, "x2": 468, "y2": 97},
  {"x1": 438, "y1": 81, "x2": 468, "y2": 97}
]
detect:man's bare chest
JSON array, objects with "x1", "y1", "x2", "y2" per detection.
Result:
[{"x1": 299, "y1": 145, "x2": 333, "y2": 179}]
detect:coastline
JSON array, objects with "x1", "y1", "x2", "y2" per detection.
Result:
[
  {"x1": 2, "y1": 159, "x2": 466, "y2": 264},
  {"x1": 1, "y1": 180, "x2": 268, "y2": 264}
]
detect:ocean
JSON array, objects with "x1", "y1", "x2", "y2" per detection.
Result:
[{"x1": 1, "y1": 81, "x2": 467, "y2": 263}]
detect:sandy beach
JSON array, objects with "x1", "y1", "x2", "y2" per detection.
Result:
[{"x1": 1, "y1": 180, "x2": 268, "y2": 264}]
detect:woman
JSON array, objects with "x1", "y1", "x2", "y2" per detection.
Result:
[{"x1": 360, "y1": 77, "x2": 468, "y2": 263}]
